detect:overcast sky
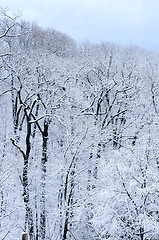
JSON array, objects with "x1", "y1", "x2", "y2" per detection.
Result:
[{"x1": 0, "y1": 0, "x2": 159, "y2": 52}]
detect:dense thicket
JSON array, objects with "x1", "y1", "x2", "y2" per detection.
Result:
[{"x1": 1, "y1": 9, "x2": 159, "y2": 240}]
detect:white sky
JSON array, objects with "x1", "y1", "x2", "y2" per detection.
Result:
[{"x1": 0, "y1": 0, "x2": 159, "y2": 52}]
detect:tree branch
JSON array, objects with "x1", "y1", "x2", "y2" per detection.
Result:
[{"x1": 10, "y1": 138, "x2": 25, "y2": 159}]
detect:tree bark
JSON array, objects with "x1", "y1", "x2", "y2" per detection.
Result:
[
  {"x1": 39, "y1": 119, "x2": 48, "y2": 240},
  {"x1": 22, "y1": 232, "x2": 28, "y2": 240},
  {"x1": 23, "y1": 116, "x2": 34, "y2": 240}
]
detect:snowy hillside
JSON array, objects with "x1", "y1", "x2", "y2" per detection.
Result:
[{"x1": 1, "y1": 9, "x2": 159, "y2": 240}]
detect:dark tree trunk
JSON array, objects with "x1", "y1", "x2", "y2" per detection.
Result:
[
  {"x1": 22, "y1": 232, "x2": 28, "y2": 240},
  {"x1": 62, "y1": 215, "x2": 69, "y2": 240},
  {"x1": 140, "y1": 227, "x2": 144, "y2": 240},
  {"x1": 39, "y1": 119, "x2": 48, "y2": 240},
  {"x1": 23, "y1": 117, "x2": 34, "y2": 240}
]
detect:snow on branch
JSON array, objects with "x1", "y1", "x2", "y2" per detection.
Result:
[
  {"x1": 0, "y1": 24, "x2": 17, "y2": 38},
  {"x1": 0, "y1": 89, "x2": 12, "y2": 98},
  {"x1": 106, "y1": 109, "x2": 127, "y2": 127},
  {"x1": 116, "y1": 165, "x2": 139, "y2": 214},
  {"x1": 29, "y1": 114, "x2": 52, "y2": 124},
  {"x1": 1, "y1": 231, "x2": 10, "y2": 240},
  {"x1": 0, "y1": 53, "x2": 12, "y2": 57},
  {"x1": 10, "y1": 138, "x2": 25, "y2": 159},
  {"x1": 0, "y1": 7, "x2": 21, "y2": 21}
]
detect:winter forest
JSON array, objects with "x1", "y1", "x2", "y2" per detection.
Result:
[{"x1": 1, "y1": 8, "x2": 159, "y2": 240}]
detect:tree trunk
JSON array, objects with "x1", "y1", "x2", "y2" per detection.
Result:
[
  {"x1": 23, "y1": 118, "x2": 34, "y2": 240},
  {"x1": 39, "y1": 119, "x2": 48, "y2": 240},
  {"x1": 140, "y1": 227, "x2": 144, "y2": 240},
  {"x1": 22, "y1": 232, "x2": 28, "y2": 240}
]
